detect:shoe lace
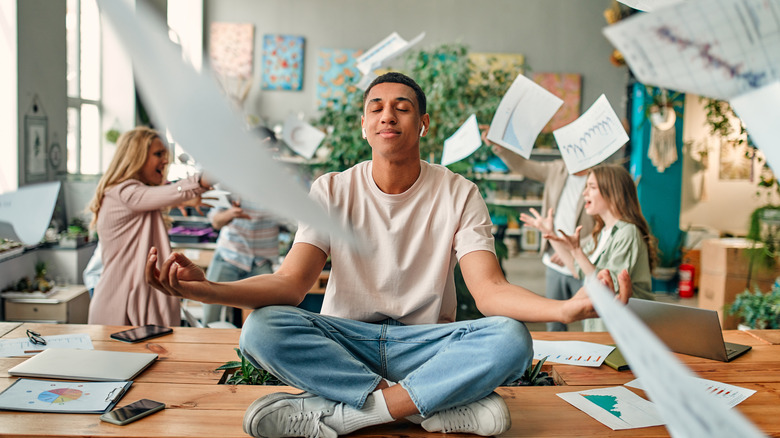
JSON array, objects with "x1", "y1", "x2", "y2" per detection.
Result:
[
  {"x1": 284, "y1": 411, "x2": 324, "y2": 438},
  {"x1": 440, "y1": 406, "x2": 477, "y2": 433}
]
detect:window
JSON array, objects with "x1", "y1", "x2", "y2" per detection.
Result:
[{"x1": 66, "y1": 0, "x2": 102, "y2": 175}]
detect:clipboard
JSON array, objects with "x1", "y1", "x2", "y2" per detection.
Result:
[{"x1": 0, "y1": 379, "x2": 132, "y2": 413}]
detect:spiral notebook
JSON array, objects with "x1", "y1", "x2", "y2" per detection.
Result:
[{"x1": 8, "y1": 348, "x2": 157, "y2": 381}]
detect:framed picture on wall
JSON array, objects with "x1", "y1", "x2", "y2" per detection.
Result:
[
  {"x1": 520, "y1": 226, "x2": 541, "y2": 251},
  {"x1": 24, "y1": 115, "x2": 48, "y2": 183}
]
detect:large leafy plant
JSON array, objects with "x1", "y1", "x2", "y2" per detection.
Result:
[{"x1": 729, "y1": 285, "x2": 780, "y2": 329}]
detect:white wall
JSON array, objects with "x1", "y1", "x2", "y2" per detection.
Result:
[
  {"x1": 680, "y1": 94, "x2": 774, "y2": 236},
  {"x1": 204, "y1": 0, "x2": 625, "y2": 127},
  {"x1": 16, "y1": 0, "x2": 67, "y2": 186},
  {"x1": 0, "y1": 0, "x2": 17, "y2": 193}
]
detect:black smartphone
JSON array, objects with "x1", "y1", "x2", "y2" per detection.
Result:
[
  {"x1": 99, "y1": 399, "x2": 165, "y2": 426},
  {"x1": 110, "y1": 325, "x2": 173, "y2": 343}
]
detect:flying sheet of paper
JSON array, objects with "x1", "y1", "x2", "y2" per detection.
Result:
[
  {"x1": 532, "y1": 340, "x2": 614, "y2": 367},
  {"x1": 625, "y1": 377, "x2": 756, "y2": 409},
  {"x1": 282, "y1": 114, "x2": 326, "y2": 160},
  {"x1": 355, "y1": 31, "x2": 426, "y2": 75},
  {"x1": 441, "y1": 114, "x2": 482, "y2": 167},
  {"x1": 97, "y1": 0, "x2": 356, "y2": 247},
  {"x1": 487, "y1": 74, "x2": 563, "y2": 159},
  {"x1": 617, "y1": 0, "x2": 683, "y2": 11},
  {"x1": 0, "y1": 181, "x2": 60, "y2": 245},
  {"x1": 558, "y1": 386, "x2": 664, "y2": 430},
  {"x1": 603, "y1": 0, "x2": 780, "y2": 101},
  {"x1": 583, "y1": 275, "x2": 764, "y2": 437},
  {"x1": 552, "y1": 94, "x2": 628, "y2": 174},
  {"x1": 0, "y1": 333, "x2": 93, "y2": 357},
  {"x1": 201, "y1": 189, "x2": 232, "y2": 209},
  {"x1": 730, "y1": 81, "x2": 780, "y2": 173}
]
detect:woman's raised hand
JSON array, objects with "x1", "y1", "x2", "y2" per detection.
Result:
[{"x1": 519, "y1": 208, "x2": 555, "y2": 236}]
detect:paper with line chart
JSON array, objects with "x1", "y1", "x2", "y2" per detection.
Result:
[
  {"x1": 532, "y1": 339, "x2": 615, "y2": 367},
  {"x1": 552, "y1": 94, "x2": 628, "y2": 174},
  {"x1": 603, "y1": 0, "x2": 780, "y2": 101}
]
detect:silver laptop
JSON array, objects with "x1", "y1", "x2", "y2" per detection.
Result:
[
  {"x1": 627, "y1": 298, "x2": 751, "y2": 362},
  {"x1": 8, "y1": 348, "x2": 157, "y2": 381}
]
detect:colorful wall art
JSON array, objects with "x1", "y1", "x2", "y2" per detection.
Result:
[
  {"x1": 532, "y1": 72, "x2": 582, "y2": 133},
  {"x1": 316, "y1": 49, "x2": 363, "y2": 109},
  {"x1": 209, "y1": 23, "x2": 254, "y2": 79},
  {"x1": 262, "y1": 34, "x2": 305, "y2": 91}
]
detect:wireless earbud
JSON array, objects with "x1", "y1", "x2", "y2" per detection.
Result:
[
  {"x1": 362, "y1": 128, "x2": 367, "y2": 138},
  {"x1": 420, "y1": 126, "x2": 425, "y2": 137}
]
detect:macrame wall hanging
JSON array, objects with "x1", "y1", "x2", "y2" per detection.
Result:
[{"x1": 647, "y1": 96, "x2": 678, "y2": 173}]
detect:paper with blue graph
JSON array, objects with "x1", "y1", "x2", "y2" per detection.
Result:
[
  {"x1": 603, "y1": 0, "x2": 780, "y2": 101},
  {"x1": 487, "y1": 74, "x2": 563, "y2": 159},
  {"x1": 583, "y1": 275, "x2": 765, "y2": 437},
  {"x1": 552, "y1": 95, "x2": 628, "y2": 174},
  {"x1": 532, "y1": 340, "x2": 614, "y2": 367}
]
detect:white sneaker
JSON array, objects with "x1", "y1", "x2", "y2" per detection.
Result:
[
  {"x1": 421, "y1": 392, "x2": 511, "y2": 436},
  {"x1": 243, "y1": 392, "x2": 338, "y2": 438}
]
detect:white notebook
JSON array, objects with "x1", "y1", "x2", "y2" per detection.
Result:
[{"x1": 8, "y1": 348, "x2": 157, "y2": 381}]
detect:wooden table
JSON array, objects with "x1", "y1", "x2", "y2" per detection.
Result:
[{"x1": 1, "y1": 323, "x2": 779, "y2": 437}]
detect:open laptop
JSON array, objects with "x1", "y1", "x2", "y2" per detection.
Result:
[
  {"x1": 8, "y1": 348, "x2": 157, "y2": 381},
  {"x1": 627, "y1": 298, "x2": 751, "y2": 362}
]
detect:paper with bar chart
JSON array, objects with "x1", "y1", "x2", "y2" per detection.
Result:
[
  {"x1": 603, "y1": 0, "x2": 780, "y2": 101},
  {"x1": 625, "y1": 377, "x2": 756, "y2": 409},
  {"x1": 532, "y1": 339, "x2": 614, "y2": 367}
]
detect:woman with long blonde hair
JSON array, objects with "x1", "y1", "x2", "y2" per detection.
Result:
[
  {"x1": 88, "y1": 126, "x2": 210, "y2": 326},
  {"x1": 522, "y1": 164, "x2": 657, "y2": 329}
]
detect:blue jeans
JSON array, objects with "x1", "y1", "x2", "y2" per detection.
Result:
[
  {"x1": 204, "y1": 252, "x2": 272, "y2": 325},
  {"x1": 239, "y1": 306, "x2": 533, "y2": 416}
]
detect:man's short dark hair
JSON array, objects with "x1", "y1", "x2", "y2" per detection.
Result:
[{"x1": 363, "y1": 72, "x2": 427, "y2": 116}]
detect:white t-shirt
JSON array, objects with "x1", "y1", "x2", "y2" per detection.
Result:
[
  {"x1": 543, "y1": 174, "x2": 587, "y2": 275},
  {"x1": 294, "y1": 160, "x2": 496, "y2": 325}
]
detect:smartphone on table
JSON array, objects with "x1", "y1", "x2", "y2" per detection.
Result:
[
  {"x1": 110, "y1": 325, "x2": 173, "y2": 343},
  {"x1": 99, "y1": 399, "x2": 165, "y2": 425}
]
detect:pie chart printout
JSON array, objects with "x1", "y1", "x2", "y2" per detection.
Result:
[{"x1": 38, "y1": 387, "x2": 84, "y2": 404}]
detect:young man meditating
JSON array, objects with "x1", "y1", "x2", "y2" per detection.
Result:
[{"x1": 146, "y1": 72, "x2": 631, "y2": 437}]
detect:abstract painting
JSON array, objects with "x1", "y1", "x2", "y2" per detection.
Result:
[
  {"x1": 209, "y1": 23, "x2": 254, "y2": 79},
  {"x1": 262, "y1": 34, "x2": 305, "y2": 91},
  {"x1": 316, "y1": 49, "x2": 363, "y2": 109},
  {"x1": 532, "y1": 72, "x2": 582, "y2": 133}
]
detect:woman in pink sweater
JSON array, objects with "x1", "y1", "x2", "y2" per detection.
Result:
[{"x1": 87, "y1": 127, "x2": 210, "y2": 326}]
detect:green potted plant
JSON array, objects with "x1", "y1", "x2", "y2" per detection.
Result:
[
  {"x1": 216, "y1": 348, "x2": 283, "y2": 385},
  {"x1": 729, "y1": 283, "x2": 780, "y2": 330},
  {"x1": 59, "y1": 218, "x2": 90, "y2": 248}
]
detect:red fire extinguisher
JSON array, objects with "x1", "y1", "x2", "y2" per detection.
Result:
[{"x1": 678, "y1": 263, "x2": 695, "y2": 298}]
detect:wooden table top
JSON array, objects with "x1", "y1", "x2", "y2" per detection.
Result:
[{"x1": 1, "y1": 323, "x2": 779, "y2": 437}]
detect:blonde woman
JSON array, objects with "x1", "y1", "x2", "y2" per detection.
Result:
[
  {"x1": 522, "y1": 164, "x2": 657, "y2": 330},
  {"x1": 87, "y1": 127, "x2": 210, "y2": 326}
]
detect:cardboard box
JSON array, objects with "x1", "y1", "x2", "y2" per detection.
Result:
[
  {"x1": 698, "y1": 272, "x2": 775, "y2": 329},
  {"x1": 700, "y1": 238, "x2": 779, "y2": 281}
]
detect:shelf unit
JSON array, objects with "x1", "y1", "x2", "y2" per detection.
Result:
[{"x1": 480, "y1": 148, "x2": 561, "y2": 253}]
